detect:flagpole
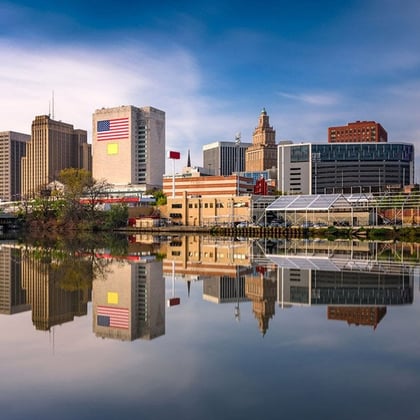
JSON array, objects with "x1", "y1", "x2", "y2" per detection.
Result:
[
  {"x1": 172, "y1": 157, "x2": 175, "y2": 198},
  {"x1": 168, "y1": 150, "x2": 180, "y2": 198}
]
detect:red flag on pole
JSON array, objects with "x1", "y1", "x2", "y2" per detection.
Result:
[{"x1": 168, "y1": 151, "x2": 180, "y2": 159}]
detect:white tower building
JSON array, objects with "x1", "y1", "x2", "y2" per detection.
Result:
[{"x1": 92, "y1": 105, "x2": 165, "y2": 190}]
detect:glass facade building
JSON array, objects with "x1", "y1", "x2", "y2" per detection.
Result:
[
  {"x1": 313, "y1": 143, "x2": 414, "y2": 194},
  {"x1": 278, "y1": 142, "x2": 415, "y2": 195}
]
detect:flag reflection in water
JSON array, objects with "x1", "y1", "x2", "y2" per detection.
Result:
[{"x1": 97, "y1": 306, "x2": 129, "y2": 329}]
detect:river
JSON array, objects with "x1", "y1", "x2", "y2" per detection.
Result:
[{"x1": 0, "y1": 235, "x2": 419, "y2": 419}]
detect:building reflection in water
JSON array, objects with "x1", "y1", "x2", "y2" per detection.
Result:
[
  {"x1": 0, "y1": 244, "x2": 30, "y2": 315},
  {"x1": 0, "y1": 239, "x2": 165, "y2": 342},
  {"x1": 266, "y1": 239, "x2": 415, "y2": 330},
  {"x1": 93, "y1": 254, "x2": 165, "y2": 341},
  {"x1": 0, "y1": 237, "x2": 417, "y2": 337},
  {"x1": 164, "y1": 236, "x2": 416, "y2": 334},
  {"x1": 0, "y1": 243, "x2": 91, "y2": 330},
  {"x1": 327, "y1": 306, "x2": 387, "y2": 329},
  {"x1": 245, "y1": 268, "x2": 277, "y2": 336}
]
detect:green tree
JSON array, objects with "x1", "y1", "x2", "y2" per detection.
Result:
[
  {"x1": 58, "y1": 168, "x2": 111, "y2": 223},
  {"x1": 58, "y1": 168, "x2": 92, "y2": 222},
  {"x1": 103, "y1": 204, "x2": 129, "y2": 229},
  {"x1": 147, "y1": 189, "x2": 167, "y2": 205}
]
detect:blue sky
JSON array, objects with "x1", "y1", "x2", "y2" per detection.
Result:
[{"x1": 1, "y1": 0, "x2": 420, "y2": 175}]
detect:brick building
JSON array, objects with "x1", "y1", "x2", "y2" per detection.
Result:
[{"x1": 328, "y1": 121, "x2": 388, "y2": 143}]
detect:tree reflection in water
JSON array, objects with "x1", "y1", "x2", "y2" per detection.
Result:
[{"x1": 20, "y1": 232, "x2": 130, "y2": 292}]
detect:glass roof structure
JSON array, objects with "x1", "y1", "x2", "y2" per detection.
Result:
[
  {"x1": 267, "y1": 255, "x2": 341, "y2": 271},
  {"x1": 266, "y1": 194, "x2": 352, "y2": 212}
]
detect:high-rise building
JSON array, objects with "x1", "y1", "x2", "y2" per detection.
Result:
[
  {"x1": 21, "y1": 115, "x2": 90, "y2": 197},
  {"x1": 203, "y1": 140, "x2": 252, "y2": 176},
  {"x1": 0, "y1": 131, "x2": 30, "y2": 201},
  {"x1": 245, "y1": 108, "x2": 277, "y2": 172},
  {"x1": 328, "y1": 121, "x2": 388, "y2": 143},
  {"x1": 278, "y1": 142, "x2": 414, "y2": 194},
  {"x1": 92, "y1": 105, "x2": 165, "y2": 190}
]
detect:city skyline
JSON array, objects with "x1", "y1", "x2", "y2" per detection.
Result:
[{"x1": 1, "y1": 1, "x2": 420, "y2": 174}]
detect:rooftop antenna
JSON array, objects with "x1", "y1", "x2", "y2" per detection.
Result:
[
  {"x1": 234, "y1": 132, "x2": 241, "y2": 176},
  {"x1": 52, "y1": 90, "x2": 55, "y2": 120}
]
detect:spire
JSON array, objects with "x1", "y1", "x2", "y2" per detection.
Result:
[{"x1": 187, "y1": 149, "x2": 191, "y2": 167}]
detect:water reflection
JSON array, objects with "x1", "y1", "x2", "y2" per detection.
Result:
[
  {"x1": 93, "y1": 253, "x2": 165, "y2": 341},
  {"x1": 163, "y1": 236, "x2": 417, "y2": 334},
  {"x1": 0, "y1": 236, "x2": 418, "y2": 338}
]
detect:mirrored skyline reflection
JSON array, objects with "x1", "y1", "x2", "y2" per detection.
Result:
[
  {"x1": 1, "y1": 236, "x2": 420, "y2": 419},
  {"x1": 0, "y1": 237, "x2": 417, "y2": 337}
]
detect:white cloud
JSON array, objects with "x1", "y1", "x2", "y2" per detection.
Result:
[
  {"x1": 1, "y1": 38, "x2": 419, "y2": 176},
  {"x1": 0, "y1": 41, "x2": 239, "y2": 171},
  {"x1": 277, "y1": 90, "x2": 341, "y2": 106}
]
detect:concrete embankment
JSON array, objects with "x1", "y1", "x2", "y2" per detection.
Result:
[
  {"x1": 120, "y1": 225, "x2": 308, "y2": 238},
  {"x1": 118, "y1": 225, "x2": 420, "y2": 241}
]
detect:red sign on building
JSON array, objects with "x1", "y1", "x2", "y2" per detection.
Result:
[{"x1": 253, "y1": 177, "x2": 268, "y2": 195}]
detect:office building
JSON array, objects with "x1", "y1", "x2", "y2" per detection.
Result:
[
  {"x1": 0, "y1": 131, "x2": 30, "y2": 201},
  {"x1": 21, "y1": 115, "x2": 90, "y2": 198},
  {"x1": 245, "y1": 108, "x2": 277, "y2": 172},
  {"x1": 162, "y1": 173, "x2": 254, "y2": 198},
  {"x1": 328, "y1": 121, "x2": 388, "y2": 143},
  {"x1": 203, "y1": 140, "x2": 252, "y2": 176},
  {"x1": 278, "y1": 142, "x2": 414, "y2": 194},
  {"x1": 92, "y1": 105, "x2": 165, "y2": 190}
]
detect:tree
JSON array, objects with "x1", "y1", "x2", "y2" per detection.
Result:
[
  {"x1": 59, "y1": 168, "x2": 92, "y2": 198},
  {"x1": 58, "y1": 168, "x2": 91, "y2": 222},
  {"x1": 58, "y1": 168, "x2": 111, "y2": 224},
  {"x1": 103, "y1": 204, "x2": 129, "y2": 229},
  {"x1": 147, "y1": 189, "x2": 167, "y2": 205},
  {"x1": 83, "y1": 178, "x2": 112, "y2": 219}
]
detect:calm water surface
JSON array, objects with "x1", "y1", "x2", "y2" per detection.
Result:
[{"x1": 1, "y1": 236, "x2": 419, "y2": 420}]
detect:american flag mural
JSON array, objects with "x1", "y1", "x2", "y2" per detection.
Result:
[{"x1": 97, "y1": 117, "x2": 129, "y2": 141}]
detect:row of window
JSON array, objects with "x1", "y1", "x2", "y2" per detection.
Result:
[{"x1": 172, "y1": 201, "x2": 248, "y2": 209}]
